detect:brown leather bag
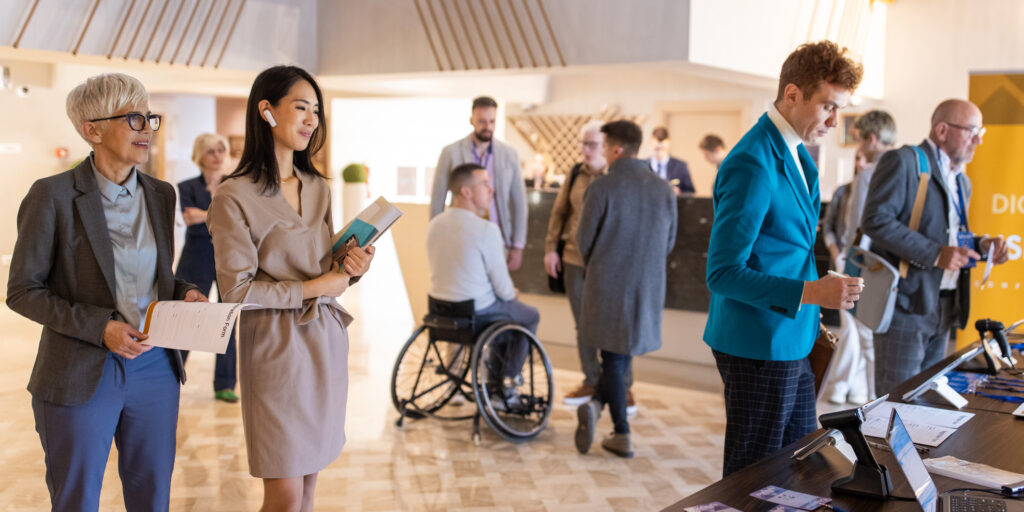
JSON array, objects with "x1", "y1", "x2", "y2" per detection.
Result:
[{"x1": 808, "y1": 323, "x2": 838, "y2": 399}]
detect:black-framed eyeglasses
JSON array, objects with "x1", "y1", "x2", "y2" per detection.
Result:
[
  {"x1": 88, "y1": 112, "x2": 162, "y2": 132},
  {"x1": 944, "y1": 121, "x2": 985, "y2": 140}
]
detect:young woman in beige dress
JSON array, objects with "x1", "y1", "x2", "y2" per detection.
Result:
[{"x1": 207, "y1": 65, "x2": 375, "y2": 511}]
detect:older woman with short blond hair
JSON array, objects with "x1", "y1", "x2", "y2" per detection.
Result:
[
  {"x1": 7, "y1": 72, "x2": 205, "y2": 511},
  {"x1": 175, "y1": 132, "x2": 240, "y2": 402}
]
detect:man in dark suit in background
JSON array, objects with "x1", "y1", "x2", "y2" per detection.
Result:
[
  {"x1": 862, "y1": 99, "x2": 1009, "y2": 395},
  {"x1": 649, "y1": 126, "x2": 695, "y2": 195}
]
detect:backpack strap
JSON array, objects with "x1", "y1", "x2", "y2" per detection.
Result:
[
  {"x1": 556, "y1": 163, "x2": 584, "y2": 238},
  {"x1": 567, "y1": 162, "x2": 583, "y2": 192},
  {"x1": 900, "y1": 146, "x2": 931, "y2": 278}
]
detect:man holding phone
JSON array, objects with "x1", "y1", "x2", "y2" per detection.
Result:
[{"x1": 862, "y1": 99, "x2": 1009, "y2": 395}]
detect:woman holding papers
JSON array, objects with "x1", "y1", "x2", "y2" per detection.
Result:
[
  {"x1": 6, "y1": 73, "x2": 205, "y2": 510},
  {"x1": 208, "y1": 65, "x2": 375, "y2": 511},
  {"x1": 175, "y1": 132, "x2": 240, "y2": 403}
]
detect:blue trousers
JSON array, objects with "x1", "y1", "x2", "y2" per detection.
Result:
[
  {"x1": 32, "y1": 348, "x2": 180, "y2": 512},
  {"x1": 591, "y1": 350, "x2": 632, "y2": 434}
]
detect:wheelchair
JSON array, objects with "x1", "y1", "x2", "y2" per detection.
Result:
[{"x1": 390, "y1": 297, "x2": 553, "y2": 443}]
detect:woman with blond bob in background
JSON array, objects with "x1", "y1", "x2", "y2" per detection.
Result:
[
  {"x1": 208, "y1": 65, "x2": 375, "y2": 511},
  {"x1": 175, "y1": 132, "x2": 240, "y2": 403},
  {"x1": 7, "y1": 73, "x2": 205, "y2": 511}
]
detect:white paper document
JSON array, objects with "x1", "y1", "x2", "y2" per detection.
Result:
[
  {"x1": 981, "y1": 241, "x2": 995, "y2": 286},
  {"x1": 142, "y1": 301, "x2": 259, "y2": 353},
  {"x1": 862, "y1": 415, "x2": 956, "y2": 447},
  {"x1": 861, "y1": 402, "x2": 973, "y2": 446},
  {"x1": 866, "y1": 402, "x2": 975, "y2": 429},
  {"x1": 924, "y1": 455, "x2": 1024, "y2": 489}
]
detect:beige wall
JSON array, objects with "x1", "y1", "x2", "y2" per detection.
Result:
[
  {"x1": 882, "y1": 0, "x2": 1024, "y2": 145},
  {"x1": 0, "y1": 60, "x2": 91, "y2": 295}
]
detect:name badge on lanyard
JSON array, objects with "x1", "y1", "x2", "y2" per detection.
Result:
[{"x1": 953, "y1": 178, "x2": 976, "y2": 268}]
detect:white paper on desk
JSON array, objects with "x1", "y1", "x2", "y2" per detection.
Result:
[
  {"x1": 861, "y1": 415, "x2": 956, "y2": 447},
  {"x1": 924, "y1": 455, "x2": 1024, "y2": 489},
  {"x1": 142, "y1": 301, "x2": 259, "y2": 353},
  {"x1": 982, "y1": 241, "x2": 995, "y2": 286},
  {"x1": 866, "y1": 401, "x2": 974, "y2": 429}
]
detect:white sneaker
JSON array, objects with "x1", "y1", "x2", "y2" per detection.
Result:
[
  {"x1": 626, "y1": 389, "x2": 638, "y2": 417},
  {"x1": 847, "y1": 394, "x2": 869, "y2": 405}
]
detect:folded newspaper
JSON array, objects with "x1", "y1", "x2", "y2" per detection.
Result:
[{"x1": 331, "y1": 196, "x2": 403, "y2": 268}]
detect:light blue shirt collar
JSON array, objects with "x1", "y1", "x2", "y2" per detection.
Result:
[{"x1": 89, "y1": 153, "x2": 139, "y2": 201}]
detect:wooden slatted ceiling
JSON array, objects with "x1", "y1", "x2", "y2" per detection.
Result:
[
  {"x1": 8, "y1": 0, "x2": 246, "y2": 69},
  {"x1": 413, "y1": 0, "x2": 566, "y2": 71}
]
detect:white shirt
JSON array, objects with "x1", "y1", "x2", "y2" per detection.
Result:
[
  {"x1": 426, "y1": 207, "x2": 516, "y2": 311},
  {"x1": 924, "y1": 139, "x2": 964, "y2": 290},
  {"x1": 766, "y1": 104, "x2": 810, "y2": 194},
  {"x1": 649, "y1": 156, "x2": 670, "y2": 179}
]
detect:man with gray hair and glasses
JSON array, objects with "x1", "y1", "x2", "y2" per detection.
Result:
[{"x1": 862, "y1": 99, "x2": 1009, "y2": 395}]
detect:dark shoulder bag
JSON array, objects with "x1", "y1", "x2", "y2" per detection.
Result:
[{"x1": 548, "y1": 163, "x2": 584, "y2": 293}]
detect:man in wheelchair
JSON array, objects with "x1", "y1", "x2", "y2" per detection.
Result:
[{"x1": 426, "y1": 162, "x2": 541, "y2": 408}]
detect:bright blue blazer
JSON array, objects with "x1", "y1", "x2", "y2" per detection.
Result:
[{"x1": 704, "y1": 113, "x2": 821, "y2": 361}]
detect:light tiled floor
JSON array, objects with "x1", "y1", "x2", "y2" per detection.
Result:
[{"x1": 0, "y1": 248, "x2": 734, "y2": 511}]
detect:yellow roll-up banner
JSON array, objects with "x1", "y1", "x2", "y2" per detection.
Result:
[{"x1": 959, "y1": 72, "x2": 1024, "y2": 346}]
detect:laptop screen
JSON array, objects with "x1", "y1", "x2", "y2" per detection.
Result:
[{"x1": 887, "y1": 410, "x2": 939, "y2": 512}]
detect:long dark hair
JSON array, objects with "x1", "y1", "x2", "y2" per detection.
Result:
[{"x1": 226, "y1": 65, "x2": 327, "y2": 194}]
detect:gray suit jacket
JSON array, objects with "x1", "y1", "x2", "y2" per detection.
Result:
[
  {"x1": 576, "y1": 158, "x2": 678, "y2": 356},
  {"x1": 861, "y1": 140, "x2": 974, "y2": 327},
  {"x1": 429, "y1": 134, "x2": 527, "y2": 248},
  {"x1": 7, "y1": 159, "x2": 198, "y2": 406}
]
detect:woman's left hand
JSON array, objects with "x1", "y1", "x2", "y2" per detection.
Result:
[
  {"x1": 343, "y1": 245, "x2": 376, "y2": 277},
  {"x1": 184, "y1": 289, "x2": 209, "y2": 302}
]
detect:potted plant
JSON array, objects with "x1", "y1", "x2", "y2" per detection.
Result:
[{"x1": 341, "y1": 163, "x2": 369, "y2": 221}]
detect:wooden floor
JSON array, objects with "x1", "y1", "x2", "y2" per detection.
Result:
[{"x1": 0, "y1": 255, "x2": 733, "y2": 511}]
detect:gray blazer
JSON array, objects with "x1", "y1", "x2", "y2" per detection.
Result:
[
  {"x1": 576, "y1": 157, "x2": 678, "y2": 356},
  {"x1": 7, "y1": 159, "x2": 197, "y2": 406},
  {"x1": 861, "y1": 140, "x2": 974, "y2": 328},
  {"x1": 429, "y1": 134, "x2": 527, "y2": 248}
]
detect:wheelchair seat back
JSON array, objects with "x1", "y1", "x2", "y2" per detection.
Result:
[
  {"x1": 424, "y1": 297, "x2": 476, "y2": 345},
  {"x1": 424, "y1": 297, "x2": 515, "y2": 345}
]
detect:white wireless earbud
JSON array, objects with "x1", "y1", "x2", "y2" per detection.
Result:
[{"x1": 263, "y1": 109, "x2": 277, "y2": 128}]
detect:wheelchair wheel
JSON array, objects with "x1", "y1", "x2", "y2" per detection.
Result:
[
  {"x1": 391, "y1": 325, "x2": 471, "y2": 418},
  {"x1": 470, "y1": 323, "x2": 553, "y2": 442}
]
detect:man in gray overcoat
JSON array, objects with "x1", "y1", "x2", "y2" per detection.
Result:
[{"x1": 573, "y1": 120, "x2": 678, "y2": 458}]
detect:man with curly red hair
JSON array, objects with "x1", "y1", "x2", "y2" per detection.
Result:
[{"x1": 704, "y1": 41, "x2": 865, "y2": 476}]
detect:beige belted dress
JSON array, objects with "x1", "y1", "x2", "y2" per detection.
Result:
[{"x1": 207, "y1": 170, "x2": 352, "y2": 478}]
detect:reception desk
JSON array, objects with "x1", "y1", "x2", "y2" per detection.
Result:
[{"x1": 511, "y1": 190, "x2": 839, "y2": 317}]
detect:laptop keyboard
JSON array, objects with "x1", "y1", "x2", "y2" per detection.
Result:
[{"x1": 948, "y1": 495, "x2": 1007, "y2": 512}]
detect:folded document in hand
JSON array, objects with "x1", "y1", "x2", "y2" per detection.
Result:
[
  {"x1": 331, "y1": 196, "x2": 403, "y2": 268},
  {"x1": 142, "y1": 301, "x2": 260, "y2": 353}
]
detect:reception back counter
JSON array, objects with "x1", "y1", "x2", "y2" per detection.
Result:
[{"x1": 510, "y1": 190, "x2": 838, "y2": 324}]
